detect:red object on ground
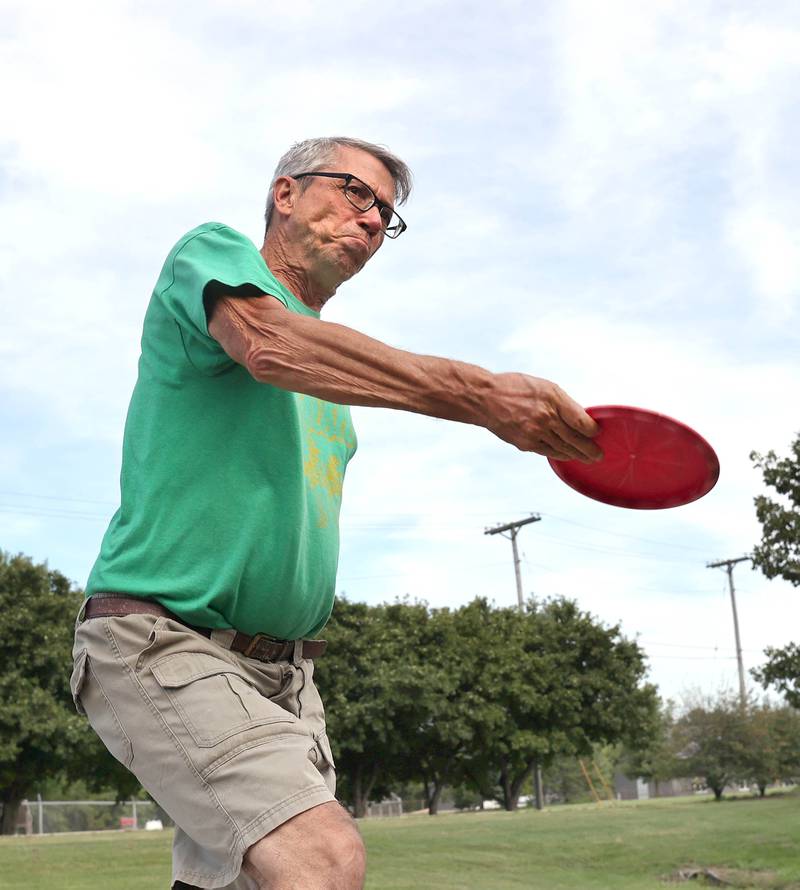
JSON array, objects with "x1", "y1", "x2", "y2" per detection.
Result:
[{"x1": 548, "y1": 405, "x2": 720, "y2": 509}]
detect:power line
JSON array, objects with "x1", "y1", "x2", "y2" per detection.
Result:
[
  {"x1": 641, "y1": 639, "x2": 763, "y2": 654},
  {"x1": 646, "y1": 654, "x2": 739, "y2": 661},
  {"x1": 531, "y1": 532, "x2": 702, "y2": 566},
  {"x1": 0, "y1": 489, "x2": 725, "y2": 558},
  {"x1": 0, "y1": 490, "x2": 116, "y2": 506},
  {"x1": 534, "y1": 510, "x2": 710, "y2": 553},
  {"x1": 0, "y1": 505, "x2": 110, "y2": 522}
]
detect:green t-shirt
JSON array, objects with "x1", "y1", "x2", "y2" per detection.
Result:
[{"x1": 86, "y1": 223, "x2": 357, "y2": 639}]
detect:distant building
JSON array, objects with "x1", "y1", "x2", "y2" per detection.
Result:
[{"x1": 614, "y1": 773, "x2": 695, "y2": 800}]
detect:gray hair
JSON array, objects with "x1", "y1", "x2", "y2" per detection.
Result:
[{"x1": 264, "y1": 137, "x2": 413, "y2": 230}]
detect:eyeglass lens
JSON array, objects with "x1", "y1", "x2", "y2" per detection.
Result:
[{"x1": 342, "y1": 177, "x2": 404, "y2": 237}]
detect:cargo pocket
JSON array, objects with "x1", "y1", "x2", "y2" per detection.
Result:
[
  {"x1": 70, "y1": 649, "x2": 88, "y2": 716},
  {"x1": 151, "y1": 652, "x2": 296, "y2": 749}
]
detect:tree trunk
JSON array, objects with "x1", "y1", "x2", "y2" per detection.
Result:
[
  {"x1": 711, "y1": 783, "x2": 724, "y2": 801},
  {"x1": 463, "y1": 765, "x2": 496, "y2": 807},
  {"x1": 1, "y1": 797, "x2": 21, "y2": 836},
  {"x1": 499, "y1": 758, "x2": 514, "y2": 811},
  {"x1": 758, "y1": 783, "x2": 767, "y2": 798},
  {"x1": 427, "y1": 781, "x2": 444, "y2": 815},
  {"x1": 351, "y1": 762, "x2": 378, "y2": 819},
  {"x1": 507, "y1": 760, "x2": 536, "y2": 812}
]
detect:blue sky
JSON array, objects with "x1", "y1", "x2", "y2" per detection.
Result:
[{"x1": 2, "y1": 0, "x2": 799, "y2": 703}]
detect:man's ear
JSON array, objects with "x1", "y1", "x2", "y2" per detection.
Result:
[{"x1": 272, "y1": 176, "x2": 297, "y2": 218}]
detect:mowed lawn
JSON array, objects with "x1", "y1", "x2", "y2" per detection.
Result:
[{"x1": 2, "y1": 793, "x2": 798, "y2": 890}]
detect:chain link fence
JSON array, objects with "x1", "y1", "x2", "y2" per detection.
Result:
[{"x1": 13, "y1": 798, "x2": 173, "y2": 835}]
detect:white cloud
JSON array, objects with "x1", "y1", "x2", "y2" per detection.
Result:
[
  {"x1": 2, "y1": 0, "x2": 799, "y2": 705},
  {"x1": 727, "y1": 210, "x2": 800, "y2": 319}
]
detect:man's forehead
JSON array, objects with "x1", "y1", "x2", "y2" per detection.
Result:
[{"x1": 332, "y1": 147, "x2": 396, "y2": 203}]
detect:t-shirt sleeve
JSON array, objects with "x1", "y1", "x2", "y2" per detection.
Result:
[
  {"x1": 158, "y1": 224, "x2": 287, "y2": 335},
  {"x1": 153, "y1": 223, "x2": 288, "y2": 374}
]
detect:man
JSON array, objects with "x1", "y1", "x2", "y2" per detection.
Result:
[{"x1": 71, "y1": 137, "x2": 601, "y2": 890}]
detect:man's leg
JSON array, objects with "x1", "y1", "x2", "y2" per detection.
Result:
[
  {"x1": 242, "y1": 801, "x2": 365, "y2": 890},
  {"x1": 73, "y1": 612, "x2": 341, "y2": 889}
]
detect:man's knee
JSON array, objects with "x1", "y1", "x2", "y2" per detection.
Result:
[
  {"x1": 313, "y1": 822, "x2": 366, "y2": 883},
  {"x1": 245, "y1": 802, "x2": 365, "y2": 889}
]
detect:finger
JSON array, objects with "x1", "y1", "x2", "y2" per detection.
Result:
[
  {"x1": 552, "y1": 421, "x2": 604, "y2": 462},
  {"x1": 537, "y1": 432, "x2": 586, "y2": 462},
  {"x1": 556, "y1": 392, "x2": 600, "y2": 438},
  {"x1": 535, "y1": 443, "x2": 576, "y2": 461}
]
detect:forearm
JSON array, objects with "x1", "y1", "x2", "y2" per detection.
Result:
[
  {"x1": 208, "y1": 295, "x2": 601, "y2": 460},
  {"x1": 243, "y1": 308, "x2": 493, "y2": 426}
]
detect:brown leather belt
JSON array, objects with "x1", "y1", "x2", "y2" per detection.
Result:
[{"x1": 84, "y1": 595, "x2": 326, "y2": 662}]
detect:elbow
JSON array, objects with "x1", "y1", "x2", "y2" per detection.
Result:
[{"x1": 243, "y1": 342, "x2": 281, "y2": 384}]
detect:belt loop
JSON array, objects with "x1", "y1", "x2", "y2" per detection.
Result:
[
  {"x1": 211, "y1": 628, "x2": 236, "y2": 650},
  {"x1": 292, "y1": 639, "x2": 304, "y2": 666},
  {"x1": 74, "y1": 598, "x2": 88, "y2": 630}
]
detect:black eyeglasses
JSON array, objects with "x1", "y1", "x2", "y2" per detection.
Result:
[{"x1": 292, "y1": 171, "x2": 407, "y2": 239}]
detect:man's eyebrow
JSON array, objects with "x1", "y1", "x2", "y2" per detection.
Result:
[{"x1": 369, "y1": 182, "x2": 397, "y2": 212}]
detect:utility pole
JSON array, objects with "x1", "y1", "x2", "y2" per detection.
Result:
[
  {"x1": 484, "y1": 514, "x2": 541, "y2": 610},
  {"x1": 485, "y1": 513, "x2": 544, "y2": 809},
  {"x1": 706, "y1": 556, "x2": 751, "y2": 707}
]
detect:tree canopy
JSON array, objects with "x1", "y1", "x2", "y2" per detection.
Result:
[
  {"x1": 0, "y1": 551, "x2": 137, "y2": 834},
  {"x1": 315, "y1": 595, "x2": 660, "y2": 814},
  {"x1": 751, "y1": 434, "x2": 800, "y2": 707},
  {"x1": 672, "y1": 693, "x2": 751, "y2": 800},
  {"x1": 751, "y1": 434, "x2": 800, "y2": 586},
  {"x1": 670, "y1": 693, "x2": 800, "y2": 800}
]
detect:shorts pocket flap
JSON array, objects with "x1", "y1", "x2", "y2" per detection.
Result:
[
  {"x1": 317, "y1": 730, "x2": 336, "y2": 770},
  {"x1": 151, "y1": 652, "x2": 244, "y2": 689},
  {"x1": 70, "y1": 649, "x2": 89, "y2": 715}
]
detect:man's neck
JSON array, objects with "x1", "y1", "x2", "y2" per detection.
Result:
[{"x1": 260, "y1": 237, "x2": 336, "y2": 313}]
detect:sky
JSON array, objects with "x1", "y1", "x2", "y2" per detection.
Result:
[{"x1": 1, "y1": 0, "x2": 799, "y2": 705}]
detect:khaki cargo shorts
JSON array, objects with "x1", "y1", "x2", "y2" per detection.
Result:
[{"x1": 71, "y1": 603, "x2": 337, "y2": 889}]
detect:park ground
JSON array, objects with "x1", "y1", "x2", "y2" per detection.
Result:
[{"x1": 1, "y1": 792, "x2": 798, "y2": 889}]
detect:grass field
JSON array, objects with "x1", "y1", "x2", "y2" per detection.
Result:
[{"x1": 2, "y1": 793, "x2": 798, "y2": 889}]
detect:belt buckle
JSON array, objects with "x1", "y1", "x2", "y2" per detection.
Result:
[{"x1": 243, "y1": 632, "x2": 281, "y2": 661}]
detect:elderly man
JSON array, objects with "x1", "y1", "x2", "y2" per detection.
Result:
[{"x1": 71, "y1": 137, "x2": 600, "y2": 890}]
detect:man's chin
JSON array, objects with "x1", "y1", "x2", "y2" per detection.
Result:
[{"x1": 337, "y1": 246, "x2": 370, "y2": 276}]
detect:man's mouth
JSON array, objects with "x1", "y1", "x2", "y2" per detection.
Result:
[{"x1": 342, "y1": 233, "x2": 370, "y2": 251}]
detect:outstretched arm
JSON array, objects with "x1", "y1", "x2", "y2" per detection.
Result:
[{"x1": 207, "y1": 295, "x2": 601, "y2": 463}]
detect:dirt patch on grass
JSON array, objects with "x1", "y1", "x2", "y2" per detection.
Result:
[{"x1": 665, "y1": 866, "x2": 793, "y2": 888}]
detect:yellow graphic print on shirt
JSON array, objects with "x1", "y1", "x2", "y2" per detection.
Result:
[{"x1": 299, "y1": 395, "x2": 357, "y2": 529}]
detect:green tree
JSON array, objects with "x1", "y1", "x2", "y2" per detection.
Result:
[
  {"x1": 543, "y1": 746, "x2": 619, "y2": 804},
  {"x1": 751, "y1": 435, "x2": 800, "y2": 707},
  {"x1": 0, "y1": 551, "x2": 138, "y2": 834},
  {"x1": 740, "y1": 703, "x2": 800, "y2": 796},
  {"x1": 314, "y1": 598, "x2": 432, "y2": 818},
  {"x1": 751, "y1": 434, "x2": 800, "y2": 586},
  {"x1": 754, "y1": 645, "x2": 800, "y2": 709},
  {"x1": 618, "y1": 702, "x2": 681, "y2": 797},
  {"x1": 316, "y1": 596, "x2": 657, "y2": 816},
  {"x1": 399, "y1": 604, "x2": 507, "y2": 815},
  {"x1": 461, "y1": 598, "x2": 659, "y2": 811},
  {"x1": 0, "y1": 552, "x2": 86, "y2": 833},
  {"x1": 672, "y1": 693, "x2": 750, "y2": 800}
]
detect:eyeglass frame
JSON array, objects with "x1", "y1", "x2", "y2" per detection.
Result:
[{"x1": 291, "y1": 171, "x2": 407, "y2": 239}]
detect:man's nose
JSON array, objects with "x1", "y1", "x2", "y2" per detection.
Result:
[{"x1": 357, "y1": 204, "x2": 384, "y2": 236}]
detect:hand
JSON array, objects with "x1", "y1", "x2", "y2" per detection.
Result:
[{"x1": 483, "y1": 373, "x2": 602, "y2": 462}]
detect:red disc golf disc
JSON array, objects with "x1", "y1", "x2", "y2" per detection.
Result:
[{"x1": 548, "y1": 405, "x2": 720, "y2": 509}]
